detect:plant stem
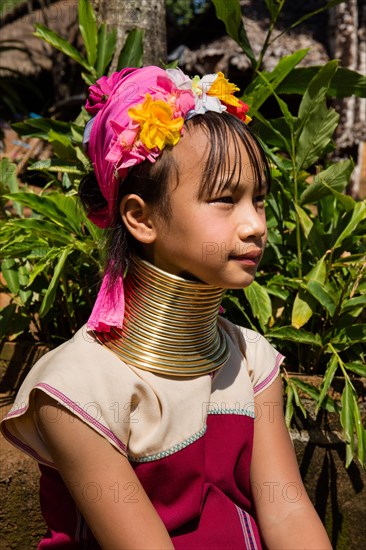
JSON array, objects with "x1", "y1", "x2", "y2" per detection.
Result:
[
  {"x1": 328, "y1": 344, "x2": 355, "y2": 390},
  {"x1": 256, "y1": 0, "x2": 287, "y2": 70},
  {"x1": 290, "y1": 133, "x2": 302, "y2": 277}
]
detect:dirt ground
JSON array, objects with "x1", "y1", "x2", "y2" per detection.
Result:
[{"x1": 0, "y1": 400, "x2": 45, "y2": 549}]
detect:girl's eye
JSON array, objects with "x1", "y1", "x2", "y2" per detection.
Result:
[
  {"x1": 254, "y1": 195, "x2": 266, "y2": 205},
  {"x1": 210, "y1": 196, "x2": 233, "y2": 204}
]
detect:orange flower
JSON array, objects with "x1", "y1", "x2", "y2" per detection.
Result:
[
  {"x1": 207, "y1": 72, "x2": 241, "y2": 107},
  {"x1": 128, "y1": 94, "x2": 184, "y2": 150}
]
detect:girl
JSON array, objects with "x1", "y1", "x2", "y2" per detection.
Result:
[{"x1": 1, "y1": 66, "x2": 331, "y2": 549}]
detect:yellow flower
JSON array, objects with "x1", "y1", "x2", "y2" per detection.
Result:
[
  {"x1": 128, "y1": 94, "x2": 184, "y2": 151},
  {"x1": 207, "y1": 72, "x2": 241, "y2": 107}
]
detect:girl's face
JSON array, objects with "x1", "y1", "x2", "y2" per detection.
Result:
[{"x1": 147, "y1": 125, "x2": 268, "y2": 289}]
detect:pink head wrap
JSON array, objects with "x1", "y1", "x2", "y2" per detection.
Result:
[{"x1": 83, "y1": 66, "x2": 250, "y2": 332}]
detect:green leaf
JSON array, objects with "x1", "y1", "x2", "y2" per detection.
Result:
[
  {"x1": 324, "y1": 185, "x2": 356, "y2": 212},
  {"x1": 1, "y1": 258, "x2": 19, "y2": 294},
  {"x1": 33, "y1": 24, "x2": 93, "y2": 73},
  {"x1": 296, "y1": 60, "x2": 339, "y2": 171},
  {"x1": 252, "y1": 116, "x2": 292, "y2": 150},
  {"x1": 11, "y1": 219, "x2": 75, "y2": 245},
  {"x1": 300, "y1": 160, "x2": 354, "y2": 205},
  {"x1": 18, "y1": 263, "x2": 32, "y2": 305},
  {"x1": 243, "y1": 281, "x2": 272, "y2": 330},
  {"x1": 267, "y1": 326, "x2": 322, "y2": 346},
  {"x1": 305, "y1": 255, "x2": 326, "y2": 284},
  {"x1": 291, "y1": 256, "x2": 327, "y2": 328},
  {"x1": 297, "y1": 108, "x2": 339, "y2": 171},
  {"x1": 316, "y1": 355, "x2": 338, "y2": 413},
  {"x1": 266, "y1": 285, "x2": 289, "y2": 301},
  {"x1": 212, "y1": 0, "x2": 256, "y2": 66},
  {"x1": 291, "y1": 289, "x2": 314, "y2": 329},
  {"x1": 48, "y1": 130, "x2": 76, "y2": 161},
  {"x1": 294, "y1": 203, "x2": 313, "y2": 239},
  {"x1": 330, "y1": 324, "x2": 366, "y2": 346},
  {"x1": 333, "y1": 201, "x2": 366, "y2": 249},
  {"x1": 291, "y1": 378, "x2": 319, "y2": 401},
  {"x1": 39, "y1": 248, "x2": 70, "y2": 318},
  {"x1": 96, "y1": 24, "x2": 116, "y2": 77},
  {"x1": 292, "y1": 384, "x2": 307, "y2": 417},
  {"x1": 292, "y1": 205, "x2": 325, "y2": 259},
  {"x1": 0, "y1": 158, "x2": 18, "y2": 193},
  {"x1": 341, "y1": 296, "x2": 366, "y2": 315},
  {"x1": 340, "y1": 381, "x2": 355, "y2": 467},
  {"x1": 244, "y1": 50, "x2": 308, "y2": 109},
  {"x1": 3, "y1": 193, "x2": 77, "y2": 233},
  {"x1": 117, "y1": 28, "x2": 144, "y2": 70},
  {"x1": 47, "y1": 194, "x2": 87, "y2": 235},
  {"x1": 277, "y1": 67, "x2": 366, "y2": 98},
  {"x1": 253, "y1": 72, "x2": 295, "y2": 130},
  {"x1": 78, "y1": 0, "x2": 97, "y2": 67},
  {"x1": 28, "y1": 159, "x2": 85, "y2": 174},
  {"x1": 306, "y1": 280, "x2": 337, "y2": 317},
  {"x1": 27, "y1": 249, "x2": 61, "y2": 286},
  {"x1": 285, "y1": 383, "x2": 294, "y2": 428},
  {"x1": 13, "y1": 117, "x2": 72, "y2": 140},
  {"x1": 0, "y1": 158, "x2": 22, "y2": 216},
  {"x1": 345, "y1": 362, "x2": 366, "y2": 377},
  {"x1": 264, "y1": 0, "x2": 281, "y2": 20},
  {"x1": 353, "y1": 403, "x2": 365, "y2": 467},
  {"x1": 222, "y1": 294, "x2": 257, "y2": 331}
]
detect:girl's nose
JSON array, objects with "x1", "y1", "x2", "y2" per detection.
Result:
[{"x1": 237, "y1": 207, "x2": 266, "y2": 240}]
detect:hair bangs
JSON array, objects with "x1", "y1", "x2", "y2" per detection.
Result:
[{"x1": 185, "y1": 111, "x2": 271, "y2": 199}]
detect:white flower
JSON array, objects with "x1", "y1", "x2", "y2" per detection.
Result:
[
  {"x1": 194, "y1": 96, "x2": 226, "y2": 114},
  {"x1": 165, "y1": 69, "x2": 226, "y2": 116},
  {"x1": 166, "y1": 68, "x2": 193, "y2": 90}
]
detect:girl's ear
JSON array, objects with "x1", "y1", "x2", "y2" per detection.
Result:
[{"x1": 120, "y1": 194, "x2": 157, "y2": 244}]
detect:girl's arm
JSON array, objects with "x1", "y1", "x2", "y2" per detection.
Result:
[
  {"x1": 251, "y1": 376, "x2": 332, "y2": 550},
  {"x1": 34, "y1": 390, "x2": 174, "y2": 550}
]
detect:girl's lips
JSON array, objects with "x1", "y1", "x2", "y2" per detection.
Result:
[{"x1": 229, "y1": 250, "x2": 262, "y2": 265}]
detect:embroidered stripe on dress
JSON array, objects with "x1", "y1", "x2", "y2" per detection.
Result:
[
  {"x1": 207, "y1": 408, "x2": 255, "y2": 418},
  {"x1": 235, "y1": 505, "x2": 258, "y2": 550},
  {"x1": 35, "y1": 382, "x2": 127, "y2": 454},
  {"x1": 1, "y1": 421, "x2": 55, "y2": 467},
  {"x1": 128, "y1": 425, "x2": 207, "y2": 462},
  {"x1": 253, "y1": 352, "x2": 284, "y2": 395}
]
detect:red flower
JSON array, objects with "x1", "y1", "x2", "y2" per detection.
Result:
[{"x1": 224, "y1": 99, "x2": 250, "y2": 122}]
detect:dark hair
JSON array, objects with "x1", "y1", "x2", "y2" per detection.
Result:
[{"x1": 79, "y1": 111, "x2": 271, "y2": 282}]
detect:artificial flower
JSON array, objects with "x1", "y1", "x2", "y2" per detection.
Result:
[
  {"x1": 166, "y1": 68, "x2": 193, "y2": 91},
  {"x1": 86, "y1": 70, "x2": 128, "y2": 115},
  {"x1": 207, "y1": 72, "x2": 241, "y2": 107},
  {"x1": 128, "y1": 94, "x2": 185, "y2": 151},
  {"x1": 224, "y1": 99, "x2": 251, "y2": 123}
]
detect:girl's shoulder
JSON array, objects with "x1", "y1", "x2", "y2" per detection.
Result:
[
  {"x1": 1, "y1": 326, "x2": 143, "y2": 465},
  {"x1": 218, "y1": 316, "x2": 285, "y2": 396}
]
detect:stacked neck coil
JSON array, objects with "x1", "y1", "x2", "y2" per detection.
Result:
[{"x1": 94, "y1": 256, "x2": 230, "y2": 376}]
